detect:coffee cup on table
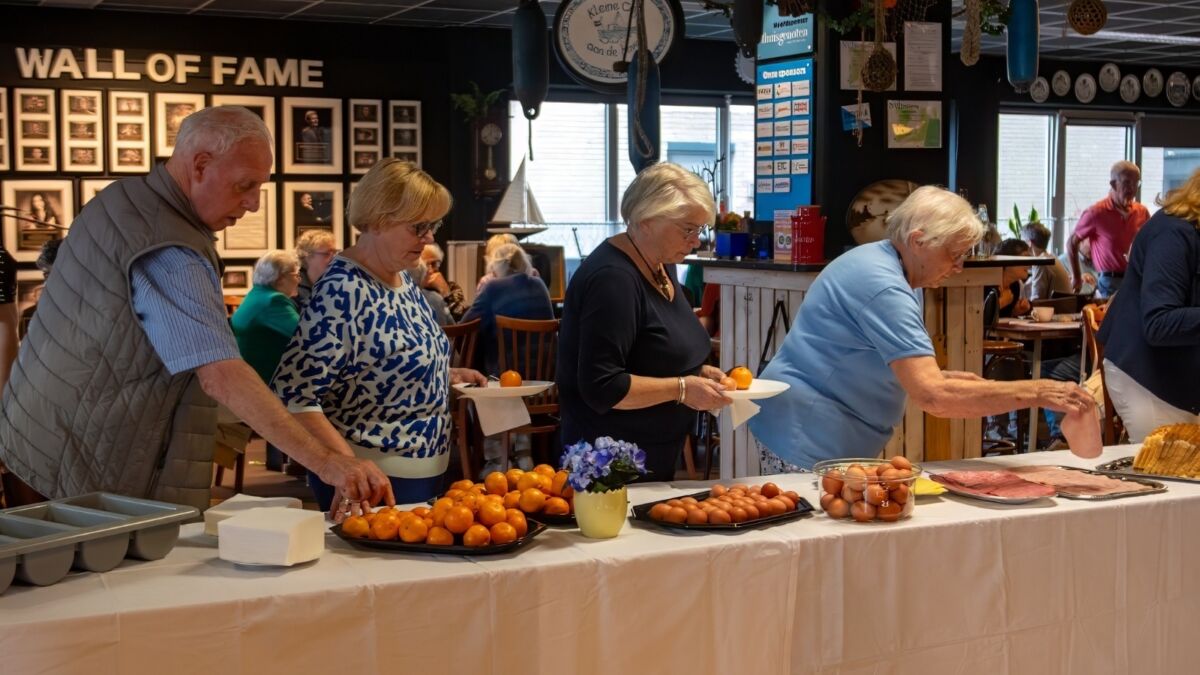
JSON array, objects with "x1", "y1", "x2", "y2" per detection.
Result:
[{"x1": 1031, "y1": 307, "x2": 1054, "y2": 322}]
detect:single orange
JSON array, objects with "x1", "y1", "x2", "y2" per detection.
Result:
[
  {"x1": 468, "y1": 484, "x2": 487, "y2": 496},
  {"x1": 363, "y1": 510, "x2": 379, "y2": 524},
  {"x1": 369, "y1": 511, "x2": 401, "y2": 540},
  {"x1": 536, "y1": 473, "x2": 553, "y2": 493},
  {"x1": 478, "y1": 500, "x2": 507, "y2": 527},
  {"x1": 533, "y1": 464, "x2": 556, "y2": 477},
  {"x1": 516, "y1": 471, "x2": 542, "y2": 492},
  {"x1": 411, "y1": 506, "x2": 431, "y2": 518},
  {"x1": 729, "y1": 366, "x2": 753, "y2": 390},
  {"x1": 459, "y1": 492, "x2": 482, "y2": 513},
  {"x1": 399, "y1": 516, "x2": 429, "y2": 543},
  {"x1": 490, "y1": 522, "x2": 518, "y2": 545},
  {"x1": 450, "y1": 479, "x2": 475, "y2": 492},
  {"x1": 543, "y1": 496, "x2": 570, "y2": 516},
  {"x1": 444, "y1": 488, "x2": 465, "y2": 501},
  {"x1": 483, "y1": 471, "x2": 509, "y2": 496},
  {"x1": 519, "y1": 487, "x2": 547, "y2": 513},
  {"x1": 505, "y1": 509, "x2": 528, "y2": 537},
  {"x1": 462, "y1": 523, "x2": 491, "y2": 547},
  {"x1": 505, "y1": 468, "x2": 525, "y2": 490},
  {"x1": 341, "y1": 515, "x2": 370, "y2": 539},
  {"x1": 443, "y1": 505, "x2": 474, "y2": 534},
  {"x1": 503, "y1": 491, "x2": 522, "y2": 509},
  {"x1": 426, "y1": 526, "x2": 454, "y2": 546},
  {"x1": 550, "y1": 471, "x2": 570, "y2": 497},
  {"x1": 499, "y1": 370, "x2": 522, "y2": 387}
]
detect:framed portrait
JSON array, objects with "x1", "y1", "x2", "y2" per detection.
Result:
[
  {"x1": 15, "y1": 270, "x2": 46, "y2": 339},
  {"x1": 211, "y1": 94, "x2": 276, "y2": 172},
  {"x1": 14, "y1": 88, "x2": 56, "y2": 172},
  {"x1": 220, "y1": 266, "x2": 253, "y2": 294},
  {"x1": 60, "y1": 89, "x2": 104, "y2": 173},
  {"x1": 388, "y1": 100, "x2": 421, "y2": 168},
  {"x1": 109, "y1": 91, "x2": 150, "y2": 174},
  {"x1": 282, "y1": 182, "x2": 344, "y2": 251},
  {"x1": 217, "y1": 182, "x2": 278, "y2": 259},
  {"x1": 81, "y1": 178, "x2": 116, "y2": 206},
  {"x1": 349, "y1": 99, "x2": 382, "y2": 175},
  {"x1": 282, "y1": 97, "x2": 342, "y2": 175},
  {"x1": 2, "y1": 179, "x2": 74, "y2": 262},
  {"x1": 155, "y1": 92, "x2": 206, "y2": 158},
  {"x1": 0, "y1": 87, "x2": 8, "y2": 171}
]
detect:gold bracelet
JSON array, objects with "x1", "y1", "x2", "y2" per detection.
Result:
[{"x1": 677, "y1": 376, "x2": 686, "y2": 405}]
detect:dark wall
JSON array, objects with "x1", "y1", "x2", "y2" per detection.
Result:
[{"x1": 0, "y1": 6, "x2": 749, "y2": 250}]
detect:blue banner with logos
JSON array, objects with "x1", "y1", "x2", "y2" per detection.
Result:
[
  {"x1": 754, "y1": 57, "x2": 813, "y2": 222},
  {"x1": 759, "y1": 9, "x2": 814, "y2": 60}
]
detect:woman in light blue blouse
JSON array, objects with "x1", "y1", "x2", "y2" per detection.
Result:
[{"x1": 272, "y1": 160, "x2": 486, "y2": 516}]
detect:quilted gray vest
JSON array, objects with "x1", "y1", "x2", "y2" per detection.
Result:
[{"x1": 0, "y1": 164, "x2": 222, "y2": 512}]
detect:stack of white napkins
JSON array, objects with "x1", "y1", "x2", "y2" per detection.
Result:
[
  {"x1": 204, "y1": 493, "x2": 302, "y2": 536},
  {"x1": 217, "y1": 507, "x2": 325, "y2": 566}
]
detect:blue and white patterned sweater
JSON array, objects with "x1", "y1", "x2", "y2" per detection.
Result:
[{"x1": 272, "y1": 257, "x2": 451, "y2": 465}]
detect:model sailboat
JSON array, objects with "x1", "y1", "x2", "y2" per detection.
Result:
[{"x1": 487, "y1": 157, "x2": 548, "y2": 236}]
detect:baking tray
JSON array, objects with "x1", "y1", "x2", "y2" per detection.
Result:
[
  {"x1": 1020, "y1": 465, "x2": 1167, "y2": 501},
  {"x1": 1095, "y1": 456, "x2": 1200, "y2": 485},
  {"x1": 928, "y1": 474, "x2": 1054, "y2": 505},
  {"x1": 331, "y1": 519, "x2": 548, "y2": 556},
  {"x1": 0, "y1": 492, "x2": 198, "y2": 594},
  {"x1": 630, "y1": 490, "x2": 814, "y2": 532}
]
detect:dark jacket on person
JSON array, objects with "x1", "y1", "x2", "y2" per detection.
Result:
[
  {"x1": 462, "y1": 272, "x2": 554, "y2": 376},
  {"x1": 1098, "y1": 211, "x2": 1200, "y2": 413}
]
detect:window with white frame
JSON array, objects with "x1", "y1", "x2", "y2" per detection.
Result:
[{"x1": 995, "y1": 113, "x2": 1053, "y2": 235}]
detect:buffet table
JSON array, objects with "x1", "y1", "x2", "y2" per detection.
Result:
[{"x1": 2, "y1": 446, "x2": 1197, "y2": 674}]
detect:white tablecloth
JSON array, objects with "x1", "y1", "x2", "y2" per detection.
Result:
[{"x1": 2, "y1": 446, "x2": 1198, "y2": 674}]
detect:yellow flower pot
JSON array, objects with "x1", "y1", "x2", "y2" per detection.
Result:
[{"x1": 573, "y1": 486, "x2": 629, "y2": 539}]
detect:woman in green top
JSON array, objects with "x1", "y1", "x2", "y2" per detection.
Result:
[{"x1": 231, "y1": 250, "x2": 303, "y2": 470}]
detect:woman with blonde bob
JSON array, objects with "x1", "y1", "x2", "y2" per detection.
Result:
[
  {"x1": 1097, "y1": 167, "x2": 1200, "y2": 440},
  {"x1": 557, "y1": 162, "x2": 732, "y2": 482},
  {"x1": 750, "y1": 185, "x2": 1094, "y2": 470},
  {"x1": 272, "y1": 160, "x2": 485, "y2": 517}
]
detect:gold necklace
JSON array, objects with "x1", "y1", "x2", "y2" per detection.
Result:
[{"x1": 625, "y1": 232, "x2": 672, "y2": 298}]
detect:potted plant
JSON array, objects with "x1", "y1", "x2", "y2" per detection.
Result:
[{"x1": 560, "y1": 437, "x2": 647, "y2": 538}]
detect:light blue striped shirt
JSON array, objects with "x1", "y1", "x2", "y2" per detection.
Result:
[{"x1": 130, "y1": 246, "x2": 241, "y2": 375}]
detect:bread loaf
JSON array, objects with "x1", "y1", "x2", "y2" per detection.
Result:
[{"x1": 1134, "y1": 424, "x2": 1200, "y2": 478}]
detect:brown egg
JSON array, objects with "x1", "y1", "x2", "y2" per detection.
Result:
[
  {"x1": 821, "y1": 471, "x2": 844, "y2": 496},
  {"x1": 851, "y1": 501, "x2": 877, "y2": 522},
  {"x1": 686, "y1": 508, "x2": 709, "y2": 525},
  {"x1": 666, "y1": 499, "x2": 684, "y2": 509},
  {"x1": 894, "y1": 468, "x2": 913, "y2": 481},
  {"x1": 880, "y1": 468, "x2": 902, "y2": 488},
  {"x1": 766, "y1": 497, "x2": 789, "y2": 514},
  {"x1": 730, "y1": 483, "x2": 749, "y2": 493},
  {"x1": 648, "y1": 503, "x2": 672, "y2": 521},
  {"x1": 708, "y1": 509, "x2": 732, "y2": 525},
  {"x1": 761, "y1": 482, "x2": 781, "y2": 498},
  {"x1": 775, "y1": 495, "x2": 796, "y2": 511},
  {"x1": 783, "y1": 490, "x2": 801, "y2": 503},
  {"x1": 820, "y1": 493, "x2": 836, "y2": 510},
  {"x1": 864, "y1": 484, "x2": 888, "y2": 506},
  {"x1": 665, "y1": 507, "x2": 688, "y2": 523},
  {"x1": 877, "y1": 500, "x2": 904, "y2": 522},
  {"x1": 890, "y1": 456, "x2": 913, "y2": 471},
  {"x1": 710, "y1": 484, "x2": 728, "y2": 498},
  {"x1": 841, "y1": 484, "x2": 864, "y2": 503},
  {"x1": 730, "y1": 507, "x2": 748, "y2": 523},
  {"x1": 825, "y1": 497, "x2": 851, "y2": 519},
  {"x1": 844, "y1": 466, "x2": 868, "y2": 491},
  {"x1": 711, "y1": 500, "x2": 733, "y2": 512},
  {"x1": 742, "y1": 504, "x2": 761, "y2": 519},
  {"x1": 729, "y1": 489, "x2": 747, "y2": 498},
  {"x1": 680, "y1": 497, "x2": 698, "y2": 506},
  {"x1": 890, "y1": 483, "x2": 910, "y2": 504},
  {"x1": 749, "y1": 484, "x2": 762, "y2": 495}
]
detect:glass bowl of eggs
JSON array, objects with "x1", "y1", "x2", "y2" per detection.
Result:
[{"x1": 811, "y1": 456, "x2": 922, "y2": 523}]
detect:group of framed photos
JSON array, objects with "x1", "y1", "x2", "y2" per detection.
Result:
[{"x1": 0, "y1": 88, "x2": 423, "y2": 176}]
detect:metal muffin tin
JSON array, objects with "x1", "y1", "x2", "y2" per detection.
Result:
[{"x1": 0, "y1": 492, "x2": 198, "y2": 594}]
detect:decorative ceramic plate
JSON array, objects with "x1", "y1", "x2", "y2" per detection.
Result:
[
  {"x1": 1143, "y1": 68, "x2": 1164, "y2": 98},
  {"x1": 1074, "y1": 73, "x2": 1097, "y2": 104},
  {"x1": 846, "y1": 179, "x2": 921, "y2": 245},
  {"x1": 722, "y1": 378, "x2": 790, "y2": 401},
  {"x1": 1098, "y1": 63, "x2": 1121, "y2": 92},
  {"x1": 453, "y1": 381, "x2": 554, "y2": 398},
  {"x1": 1052, "y1": 70, "x2": 1072, "y2": 97},
  {"x1": 1166, "y1": 71, "x2": 1191, "y2": 107},
  {"x1": 1029, "y1": 76, "x2": 1050, "y2": 103},
  {"x1": 1119, "y1": 74, "x2": 1141, "y2": 104}
]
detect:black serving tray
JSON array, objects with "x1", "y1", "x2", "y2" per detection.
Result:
[
  {"x1": 331, "y1": 519, "x2": 548, "y2": 556},
  {"x1": 631, "y1": 490, "x2": 814, "y2": 532}
]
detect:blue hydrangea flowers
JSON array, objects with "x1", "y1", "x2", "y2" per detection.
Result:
[{"x1": 560, "y1": 437, "x2": 648, "y2": 493}]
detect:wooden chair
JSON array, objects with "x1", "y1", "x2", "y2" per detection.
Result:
[
  {"x1": 444, "y1": 319, "x2": 482, "y2": 480},
  {"x1": 496, "y1": 316, "x2": 560, "y2": 468},
  {"x1": 223, "y1": 294, "x2": 244, "y2": 318},
  {"x1": 1081, "y1": 303, "x2": 1125, "y2": 445}
]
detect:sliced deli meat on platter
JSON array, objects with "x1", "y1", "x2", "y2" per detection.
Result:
[
  {"x1": 1008, "y1": 466, "x2": 1159, "y2": 498},
  {"x1": 930, "y1": 470, "x2": 1056, "y2": 502}
]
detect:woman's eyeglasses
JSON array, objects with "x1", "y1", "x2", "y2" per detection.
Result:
[{"x1": 408, "y1": 220, "x2": 443, "y2": 238}]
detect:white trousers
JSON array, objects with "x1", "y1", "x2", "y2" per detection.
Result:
[{"x1": 1104, "y1": 359, "x2": 1200, "y2": 442}]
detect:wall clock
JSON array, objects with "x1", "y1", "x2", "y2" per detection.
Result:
[
  {"x1": 553, "y1": 0, "x2": 684, "y2": 94},
  {"x1": 472, "y1": 113, "x2": 507, "y2": 198}
]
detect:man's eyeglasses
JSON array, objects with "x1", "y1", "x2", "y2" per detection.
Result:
[{"x1": 408, "y1": 220, "x2": 443, "y2": 238}]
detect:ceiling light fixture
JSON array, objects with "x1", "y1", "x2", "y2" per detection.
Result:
[{"x1": 1080, "y1": 30, "x2": 1200, "y2": 47}]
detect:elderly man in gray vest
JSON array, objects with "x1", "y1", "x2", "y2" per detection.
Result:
[{"x1": 0, "y1": 106, "x2": 394, "y2": 516}]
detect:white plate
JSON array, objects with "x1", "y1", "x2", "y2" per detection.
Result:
[
  {"x1": 1166, "y1": 71, "x2": 1191, "y2": 107},
  {"x1": 1074, "y1": 73, "x2": 1097, "y2": 103},
  {"x1": 1143, "y1": 68, "x2": 1163, "y2": 98},
  {"x1": 1029, "y1": 76, "x2": 1050, "y2": 103},
  {"x1": 1051, "y1": 70, "x2": 1072, "y2": 97},
  {"x1": 453, "y1": 381, "x2": 553, "y2": 398},
  {"x1": 1119, "y1": 74, "x2": 1141, "y2": 104},
  {"x1": 722, "y1": 378, "x2": 790, "y2": 400},
  {"x1": 1098, "y1": 63, "x2": 1121, "y2": 92}
]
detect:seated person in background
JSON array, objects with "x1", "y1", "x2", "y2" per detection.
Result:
[
  {"x1": 231, "y1": 250, "x2": 302, "y2": 471},
  {"x1": 419, "y1": 243, "x2": 468, "y2": 320},
  {"x1": 477, "y1": 233, "x2": 539, "y2": 292},
  {"x1": 294, "y1": 230, "x2": 339, "y2": 312},
  {"x1": 1021, "y1": 221, "x2": 1073, "y2": 301},
  {"x1": 984, "y1": 238, "x2": 1032, "y2": 325},
  {"x1": 1097, "y1": 167, "x2": 1200, "y2": 441},
  {"x1": 407, "y1": 257, "x2": 453, "y2": 326}
]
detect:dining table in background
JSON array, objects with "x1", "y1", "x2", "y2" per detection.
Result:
[{"x1": 991, "y1": 317, "x2": 1086, "y2": 453}]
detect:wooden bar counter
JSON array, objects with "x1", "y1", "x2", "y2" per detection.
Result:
[{"x1": 691, "y1": 254, "x2": 1052, "y2": 477}]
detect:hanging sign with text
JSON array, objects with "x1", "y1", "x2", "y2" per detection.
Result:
[
  {"x1": 13, "y1": 47, "x2": 324, "y2": 89},
  {"x1": 754, "y1": 57, "x2": 813, "y2": 223}
]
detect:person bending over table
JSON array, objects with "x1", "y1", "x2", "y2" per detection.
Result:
[
  {"x1": 749, "y1": 186, "x2": 1094, "y2": 470},
  {"x1": 1097, "y1": 167, "x2": 1200, "y2": 441},
  {"x1": 557, "y1": 162, "x2": 732, "y2": 482},
  {"x1": 272, "y1": 159, "x2": 486, "y2": 519}
]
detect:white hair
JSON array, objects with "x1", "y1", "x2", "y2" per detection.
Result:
[
  {"x1": 174, "y1": 105, "x2": 273, "y2": 158},
  {"x1": 487, "y1": 243, "x2": 531, "y2": 278},
  {"x1": 423, "y1": 243, "x2": 445, "y2": 262},
  {"x1": 620, "y1": 162, "x2": 716, "y2": 229},
  {"x1": 407, "y1": 257, "x2": 429, "y2": 284},
  {"x1": 886, "y1": 185, "x2": 985, "y2": 249},
  {"x1": 252, "y1": 250, "x2": 300, "y2": 287},
  {"x1": 1110, "y1": 160, "x2": 1140, "y2": 181},
  {"x1": 485, "y1": 233, "x2": 518, "y2": 258}
]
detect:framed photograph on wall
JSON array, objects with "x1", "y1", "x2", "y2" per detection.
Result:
[
  {"x1": 61, "y1": 89, "x2": 104, "y2": 173},
  {"x1": 282, "y1": 182, "x2": 344, "y2": 251},
  {"x1": 155, "y1": 92, "x2": 206, "y2": 158},
  {"x1": 0, "y1": 88, "x2": 9, "y2": 171},
  {"x1": 282, "y1": 97, "x2": 342, "y2": 174},
  {"x1": 211, "y1": 94, "x2": 276, "y2": 172},
  {"x1": 109, "y1": 91, "x2": 151, "y2": 174},
  {"x1": 15, "y1": 270, "x2": 46, "y2": 339},
  {"x1": 220, "y1": 265, "x2": 254, "y2": 294},
  {"x1": 14, "y1": 88, "x2": 56, "y2": 172},
  {"x1": 2, "y1": 179, "x2": 74, "y2": 262},
  {"x1": 81, "y1": 178, "x2": 116, "y2": 206},
  {"x1": 349, "y1": 99, "x2": 382, "y2": 175},
  {"x1": 217, "y1": 182, "x2": 278, "y2": 259},
  {"x1": 388, "y1": 100, "x2": 421, "y2": 167}
]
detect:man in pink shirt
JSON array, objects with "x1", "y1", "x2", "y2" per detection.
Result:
[{"x1": 1068, "y1": 160, "x2": 1149, "y2": 298}]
